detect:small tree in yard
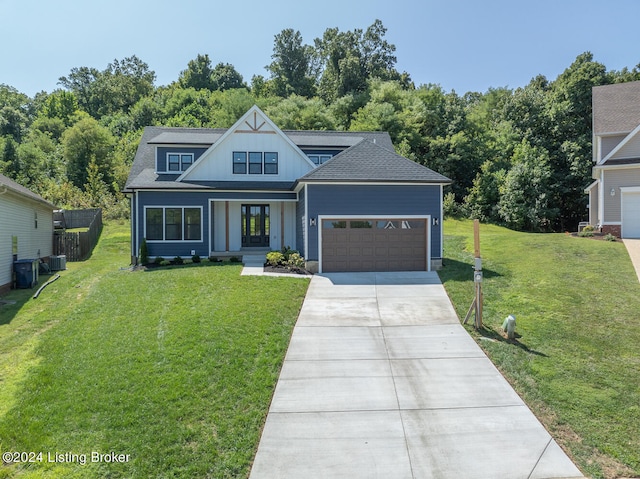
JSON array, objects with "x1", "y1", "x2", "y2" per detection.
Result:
[{"x1": 139, "y1": 238, "x2": 149, "y2": 265}]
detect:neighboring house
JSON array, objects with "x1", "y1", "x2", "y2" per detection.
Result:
[
  {"x1": 586, "y1": 80, "x2": 640, "y2": 237},
  {"x1": 124, "y1": 106, "x2": 451, "y2": 273},
  {"x1": 0, "y1": 174, "x2": 55, "y2": 293}
]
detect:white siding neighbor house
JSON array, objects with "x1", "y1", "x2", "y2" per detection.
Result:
[
  {"x1": 0, "y1": 174, "x2": 55, "y2": 293},
  {"x1": 587, "y1": 80, "x2": 640, "y2": 237}
]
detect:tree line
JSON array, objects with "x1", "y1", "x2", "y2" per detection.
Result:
[{"x1": 1, "y1": 20, "x2": 639, "y2": 229}]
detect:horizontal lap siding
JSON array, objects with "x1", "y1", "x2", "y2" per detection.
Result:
[
  {"x1": 0, "y1": 193, "x2": 53, "y2": 289},
  {"x1": 156, "y1": 148, "x2": 208, "y2": 172},
  {"x1": 296, "y1": 187, "x2": 305, "y2": 256},
  {"x1": 603, "y1": 168, "x2": 640, "y2": 222},
  {"x1": 136, "y1": 191, "x2": 211, "y2": 258},
  {"x1": 135, "y1": 190, "x2": 298, "y2": 258},
  {"x1": 306, "y1": 184, "x2": 442, "y2": 261}
]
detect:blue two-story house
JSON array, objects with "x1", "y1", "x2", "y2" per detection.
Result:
[{"x1": 124, "y1": 105, "x2": 451, "y2": 273}]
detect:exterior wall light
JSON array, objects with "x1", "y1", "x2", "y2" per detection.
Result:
[{"x1": 610, "y1": 188, "x2": 616, "y2": 196}]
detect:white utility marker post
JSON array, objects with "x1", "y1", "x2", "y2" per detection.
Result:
[{"x1": 464, "y1": 219, "x2": 483, "y2": 329}]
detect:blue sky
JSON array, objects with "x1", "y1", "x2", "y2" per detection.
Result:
[{"x1": 2, "y1": 0, "x2": 639, "y2": 97}]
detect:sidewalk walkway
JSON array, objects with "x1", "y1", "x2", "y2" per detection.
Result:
[
  {"x1": 249, "y1": 271, "x2": 585, "y2": 479},
  {"x1": 622, "y1": 238, "x2": 640, "y2": 282}
]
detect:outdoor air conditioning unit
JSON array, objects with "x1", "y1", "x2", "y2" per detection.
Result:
[{"x1": 49, "y1": 255, "x2": 67, "y2": 271}]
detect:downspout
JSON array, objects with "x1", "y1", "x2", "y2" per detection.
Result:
[
  {"x1": 304, "y1": 183, "x2": 309, "y2": 262},
  {"x1": 598, "y1": 168, "x2": 605, "y2": 229}
]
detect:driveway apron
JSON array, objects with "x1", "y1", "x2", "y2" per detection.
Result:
[
  {"x1": 623, "y1": 238, "x2": 640, "y2": 282},
  {"x1": 249, "y1": 271, "x2": 585, "y2": 479}
]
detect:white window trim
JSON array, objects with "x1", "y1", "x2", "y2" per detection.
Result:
[
  {"x1": 166, "y1": 152, "x2": 194, "y2": 173},
  {"x1": 144, "y1": 206, "x2": 204, "y2": 243},
  {"x1": 317, "y1": 214, "x2": 431, "y2": 273},
  {"x1": 232, "y1": 151, "x2": 279, "y2": 175}
]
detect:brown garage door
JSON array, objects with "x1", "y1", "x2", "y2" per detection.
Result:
[{"x1": 321, "y1": 218, "x2": 427, "y2": 272}]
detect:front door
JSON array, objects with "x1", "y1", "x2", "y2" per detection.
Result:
[{"x1": 241, "y1": 204, "x2": 270, "y2": 247}]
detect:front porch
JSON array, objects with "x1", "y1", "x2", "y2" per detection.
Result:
[{"x1": 209, "y1": 200, "x2": 298, "y2": 254}]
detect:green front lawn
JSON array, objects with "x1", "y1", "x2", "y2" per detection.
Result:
[
  {"x1": 0, "y1": 222, "x2": 308, "y2": 478},
  {"x1": 3, "y1": 218, "x2": 639, "y2": 478},
  {"x1": 439, "y1": 219, "x2": 640, "y2": 479}
]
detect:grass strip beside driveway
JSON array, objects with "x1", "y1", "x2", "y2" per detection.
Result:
[
  {"x1": 0, "y1": 222, "x2": 308, "y2": 478},
  {"x1": 439, "y1": 219, "x2": 640, "y2": 479}
]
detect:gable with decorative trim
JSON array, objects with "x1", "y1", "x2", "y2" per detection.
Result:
[{"x1": 179, "y1": 106, "x2": 315, "y2": 183}]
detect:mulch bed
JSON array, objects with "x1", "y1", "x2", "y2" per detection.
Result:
[
  {"x1": 568, "y1": 232, "x2": 618, "y2": 241},
  {"x1": 263, "y1": 264, "x2": 313, "y2": 275}
]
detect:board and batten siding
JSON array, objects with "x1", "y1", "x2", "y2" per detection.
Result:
[
  {"x1": 0, "y1": 191, "x2": 53, "y2": 289},
  {"x1": 603, "y1": 167, "x2": 640, "y2": 222},
  {"x1": 180, "y1": 131, "x2": 314, "y2": 183},
  {"x1": 304, "y1": 184, "x2": 443, "y2": 262}
]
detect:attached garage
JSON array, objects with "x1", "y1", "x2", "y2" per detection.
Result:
[
  {"x1": 296, "y1": 139, "x2": 451, "y2": 273},
  {"x1": 320, "y1": 217, "x2": 429, "y2": 272},
  {"x1": 622, "y1": 190, "x2": 640, "y2": 238}
]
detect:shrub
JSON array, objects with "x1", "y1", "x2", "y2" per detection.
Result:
[
  {"x1": 578, "y1": 230, "x2": 594, "y2": 237},
  {"x1": 281, "y1": 246, "x2": 299, "y2": 261},
  {"x1": 208, "y1": 256, "x2": 221, "y2": 262},
  {"x1": 604, "y1": 233, "x2": 617, "y2": 242},
  {"x1": 154, "y1": 256, "x2": 164, "y2": 265},
  {"x1": 443, "y1": 191, "x2": 469, "y2": 219},
  {"x1": 192, "y1": 254, "x2": 201, "y2": 263},
  {"x1": 160, "y1": 260, "x2": 170, "y2": 266},
  {"x1": 139, "y1": 238, "x2": 149, "y2": 265},
  {"x1": 173, "y1": 256, "x2": 184, "y2": 265},
  {"x1": 287, "y1": 252, "x2": 305, "y2": 269},
  {"x1": 266, "y1": 251, "x2": 285, "y2": 266},
  {"x1": 581, "y1": 224, "x2": 595, "y2": 233},
  {"x1": 230, "y1": 256, "x2": 241, "y2": 263}
]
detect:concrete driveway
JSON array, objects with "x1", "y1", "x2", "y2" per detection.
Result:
[
  {"x1": 249, "y1": 271, "x2": 584, "y2": 479},
  {"x1": 623, "y1": 238, "x2": 640, "y2": 282}
]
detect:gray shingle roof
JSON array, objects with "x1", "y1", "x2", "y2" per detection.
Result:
[
  {"x1": 147, "y1": 129, "x2": 226, "y2": 145},
  {"x1": 593, "y1": 81, "x2": 640, "y2": 135},
  {"x1": 124, "y1": 126, "x2": 449, "y2": 191},
  {"x1": 284, "y1": 130, "x2": 394, "y2": 150},
  {"x1": 298, "y1": 139, "x2": 451, "y2": 183},
  {"x1": 0, "y1": 173, "x2": 55, "y2": 208}
]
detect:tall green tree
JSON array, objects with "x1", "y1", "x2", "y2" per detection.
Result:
[
  {"x1": 314, "y1": 20, "x2": 403, "y2": 102},
  {"x1": 265, "y1": 95, "x2": 335, "y2": 130},
  {"x1": 210, "y1": 62, "x2": 246, "y2": 91},
  {"x1": 179, "y1": 54, "x2": 216, "y2": 91},
  {"x1": 62, "y1": 116, "x2": 115, "y2": 189},
  {"x1": 59, "y1": 56, "x2": 155, "y2": 117},
  {"x1": 498, "y1": 140, "x2": 558, "y2": 231},
  {"x1": 267, "y1": 29, "x2": 316, "y2": 97}
]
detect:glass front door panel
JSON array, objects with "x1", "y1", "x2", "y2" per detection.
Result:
[{"x1": 242, "y1": 204, "x2": 270, "y2": 247}]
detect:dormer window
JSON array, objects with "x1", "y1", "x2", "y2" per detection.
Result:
[
  {"x1": 308, "y1": 154, "x2": 333, "y2": 165},
  {"x1": 167, "y1": 153, "x2": 194, "y2": 172}
]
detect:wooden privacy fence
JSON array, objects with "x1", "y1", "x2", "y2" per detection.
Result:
[{"x1": 53, "y1": 209, "x2": 103, "y2": 261}]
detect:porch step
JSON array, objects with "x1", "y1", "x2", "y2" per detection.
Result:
[{"x1": 242, "y1": 254, "x2": 267, "y2": 266}]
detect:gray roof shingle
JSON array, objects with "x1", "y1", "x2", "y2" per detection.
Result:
[
  {"x1": 125, "y1": 126, "x2": 449, "y2": 191},
  {"x1": 593, "y1": 81, "x2": 640, "y2": 135},
  {"x1": 298, "y1": 139, "x2": 451, "y2": 183},
  {"x1": 0, "y1": 173, "x2": 55, "y2": 207}
]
